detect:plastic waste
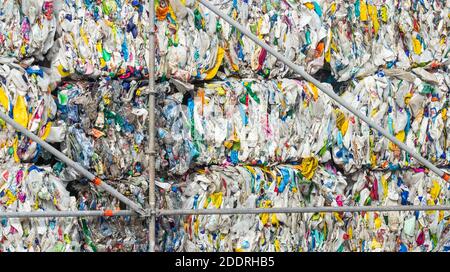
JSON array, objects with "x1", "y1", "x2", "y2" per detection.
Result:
[
  {"x1": 72, "y1": 175, "x2": 149, "y2": 252},
  {"x1": 0, "y1": 161, "x2": 80, "y2": 252},
  {"x1": 53, "y1": 79, "x2": 149, "y2": 180},
  {"x1": 48, "y1": 0, "x2": 332, "y2": 81},
  {"x1": 0, "y1": 64, "x2": 58, "y2": 164},
  {"x1": 0, "y1": 0, "x2": 56, "y2": 61},
  {"x1": 47, "y1": 0, "x2": 151, "y2": 82},
  {"x1": 48, "y1": 0, "x2": 450, "y2": 83},
  {"x1": 335, "y1": 70, "x2": 450, "y2": 172},
  {"x1": 329, "y1": 0, "x2": 450, "y2": 81},
  {"x1": 156, "y1": 71, "x2": 450, "y2": 175},
  {"x1": 156, "y1": 78, "x2": 335, "y2": 175},
  {"x1": 158, "y1": 163, "x2": 449, "y2": 252}
]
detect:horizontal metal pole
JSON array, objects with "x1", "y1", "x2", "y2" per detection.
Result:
[
  {"x1": 158, "y1": 205, "x2": 450, "y2": 216},
  {"x1": 0, "y1": 111, "x2": 145, "y2": 215},
  {"x1": 0, "y1": 210, "x2": 135, "y2": 218},
  {"x1": 198, "y1": 0, "x2": 449, "y2": 182}
]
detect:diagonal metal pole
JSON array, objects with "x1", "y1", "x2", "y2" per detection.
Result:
[
  {"x1": 147, "y1": 0, "x2": 157, "y2": 252},
  {"x1": 198, "y1": 0, "x2": 449, "y2": 182},
  {"x1": 158, "y1": 205, "x2": 450, "y2": 215},
  {"x1": 0, "y1": 111, "x2": 146, "y2": 215}
]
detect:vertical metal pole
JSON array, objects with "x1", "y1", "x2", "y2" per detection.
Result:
[{"x1": 147, "y1": 0, "x2": 157, "y2": 252}]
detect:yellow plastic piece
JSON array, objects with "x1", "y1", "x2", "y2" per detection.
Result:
[
  {"x1": 371, "y1": 237, "x2": 382, "y2": 249},
  {"x1": 80, "y1": 28, "x2": 89, "y2": 45},
  {"x1": 374, "y1": 217, "x2": 382, "y2": 229},
  {"x1": 194, "y1": 217, "x2": 200, "y2": 235},
  {"x1": 271, "y1": 214, "x2": 279, "y2": 226},
  {"x1": 204, "y1": 47, "x2": 225, "y2": 80},
  {"x1": 0, "y1": 87, "x2": 9, "y2": 111},
  {"x1": 40, "y1": 122, "x2": 52, "y2": 140},
  {"x1": 210, "y1": 192, "x2": 223, "y2": 208},
  {"x1": 360, "y1": 0, "x2": 368, "y2": 21},
  {"x1": 369, "y1": 5, "x2": 380, "y2": 34},
  {"x1": 395, "y1": 131, "x2": 405, "y2": 142},
  {"x1": 304, "y1": 2, "x2": 315, "y2": 10},
  {"x1": 330, "y1": 2, "x2": 336, "y2": 14},
  {"x1": 260, "y1": 213, "x2": 269, "y2": 225},
  {"x1": 381, "y1": 175, "x2": 388, "y2": 199},
  {"x1": 430, "y1": 180, "x2": 441, "y2": 200},
  {"x1": 5, "y1": 190, "x2": 17, "y2": 206},
  {"x1": 381, "y1": 5, "x2": 388, "y2": 22},
  {"x1": 412, "y1": 37, "x2": 422, "y2": 55},
  {"x1": 309, "y1": 82, "x2": 319, "y2": 101},
  {"x1": 57, "y1": 64, "x2": 70, "y2": 78},
  {"x1": 274, "y1": 239, "x2": 280, "y2": 252},
  {"x1": 13, "y1": 96, "x2": 28, "y2": 128},
  {"x1": 300, "y1": 157, "x2": 319, "y2": 180}
]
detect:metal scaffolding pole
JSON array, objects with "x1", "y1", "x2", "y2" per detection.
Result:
[
  {"x1": 147, "y1": 0, "x2": 157, "y2": 252},
  {"x1": 0, "y1": 210, "x2": 135, "y2": 218},
  {"x1": 158, "y1": 205, "x2": 450, "y2": 216},
  {"x1": 197, "y1": 0, "x2": 450, "y2": 183},
  {"x1": 0, "y1": 111, "x2": 145, "y2": 215}
]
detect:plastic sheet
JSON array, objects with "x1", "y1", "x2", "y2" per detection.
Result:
[
  {"x1": 0, "y1": 162, "x2": 80, "y2": 252},
  {"x1": 0, "y1": 0, "x2": 56, "y2": 61},
  {"x1": 53, "y1": 79, "x2": 149, "y2": 180},
  {"x1": 157, "y1": 164, "x2": 450, "y2": 252}
]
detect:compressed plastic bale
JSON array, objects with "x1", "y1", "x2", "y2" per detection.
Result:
[
  {"x1": 0, "y1": 0, "x2": 56, "y2": 61},
  {"x1": 334, "y1": 70, "x2": 450, "y2": 172},
  {"x1": 47, "y1": 0, "x2": 450, "y2": 83},
  {"x1": 328, "y1": 0, "x2": 450, "y2": 81},
  {"x1": 157, "y1": 164, "x2": 449, "y2": 252},
  {"x1": 156, "y1": 78, "x2": 335, "y2": 175},
  {"x1": 68, "y1": 175, "x2": 149, "y2": 252},
  {"x1": 0, "y1": 64, "x2": 59, "y2": 164},
  {"x1": 47, "y1": 0, "x2": 151, "y2": 82},
  {"x1": 154, "y1": 0, "x2": 330, "y2": 81},
  {"x1": 48, "y1": 0, "x2": 331, "y2": 81},
  {"x1": 0, "y1": 162, "x2": 81, "y2": 252},
  {"x1": 53, "y1": 79, "x2": 149, "y2": 180},
  {"x1": 156, "y1": 73, "x2": 449, "y2": 175}
]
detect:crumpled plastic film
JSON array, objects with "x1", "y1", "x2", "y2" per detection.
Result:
[
  {"x1": 0, "y1": 162, "x2": 81, "y2": 252},
  {"x1": 69, "y1": 176, "x2": 149, "y2": 252},
  {"x1": 53, "y1": 78, "x2": 149, "y2": 180},
  {"x1": 157, "y1": 78, "x2": 335, "y2": 175},
  {"x1": 157, "y1": 164, "x2": 449, "y2": 252},
  {"x1": 0, "y1": 0, "x2": 56, "y2": 61},
  {"x1": 0, "y1": 64, "x2": 59, "y2": 164}
]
